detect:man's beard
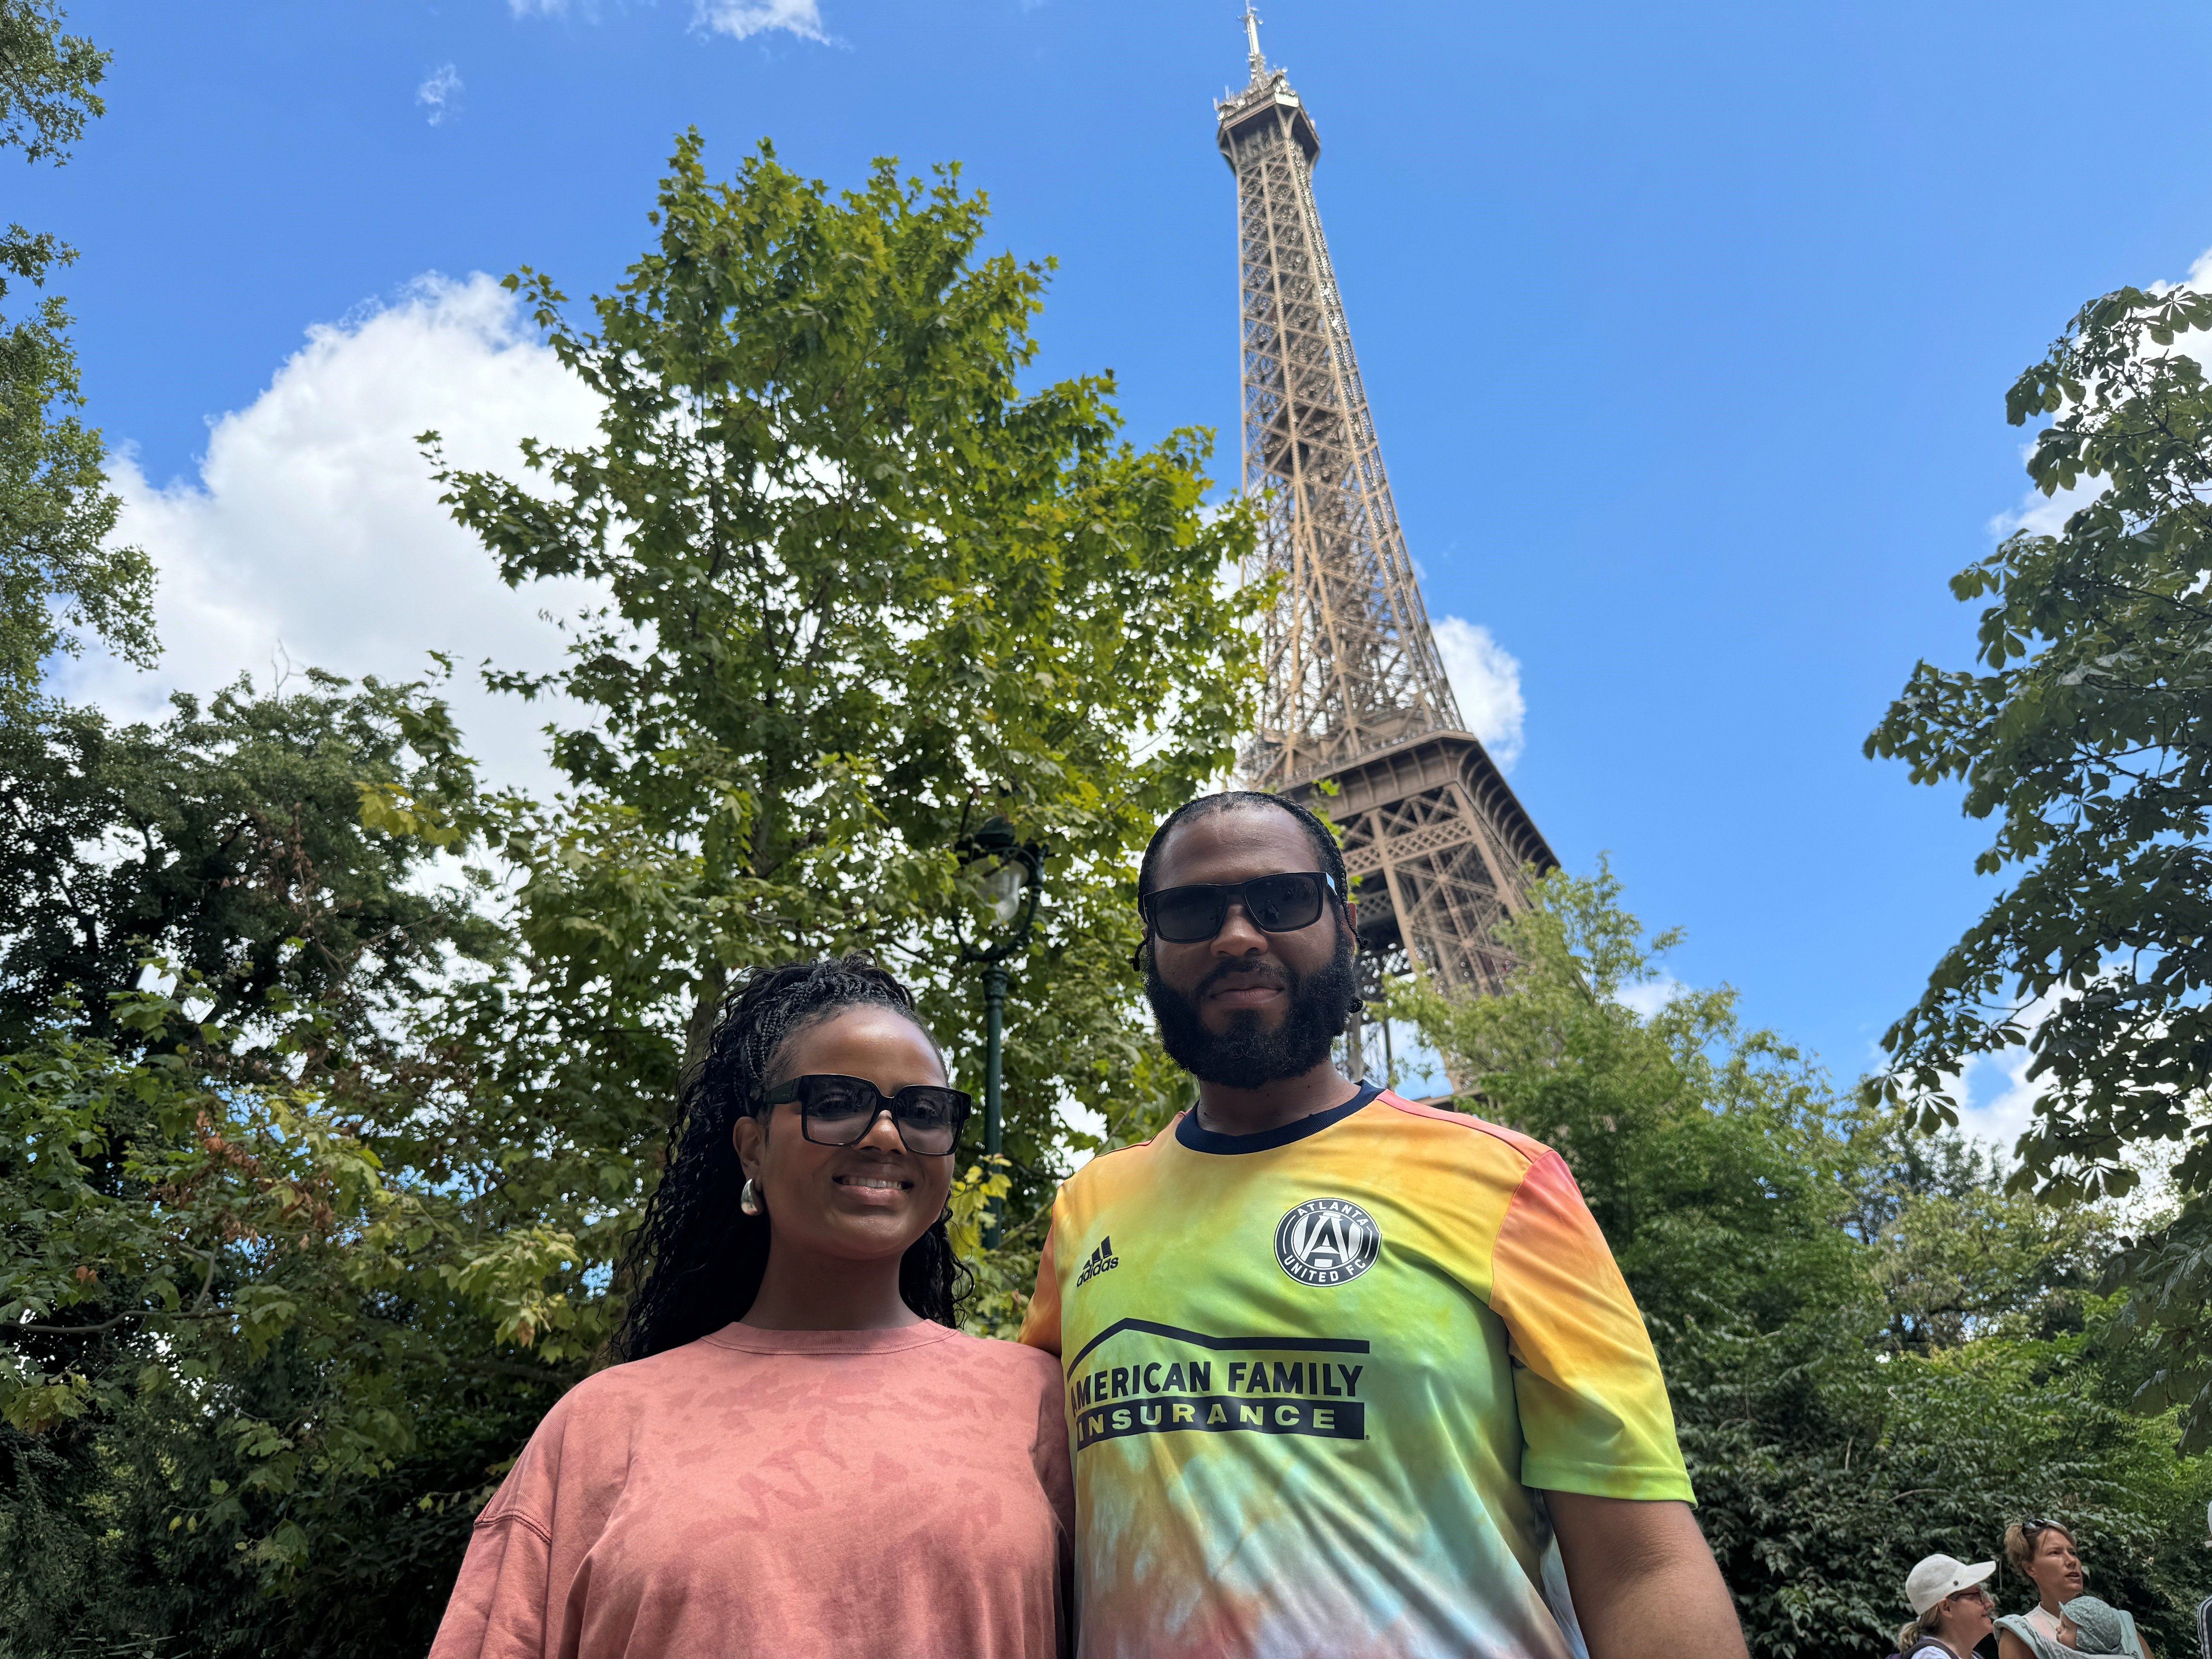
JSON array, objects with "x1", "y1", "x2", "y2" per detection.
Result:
[{"x1": 1144, "y1": 930, "x2": 1360, "y2": 1090}]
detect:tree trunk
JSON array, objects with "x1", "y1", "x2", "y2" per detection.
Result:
[{"x1": 682, "y1": 957, "x2": 728, "y2": 1080}]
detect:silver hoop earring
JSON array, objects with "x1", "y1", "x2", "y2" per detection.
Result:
[{"x1": 740, "y1": 1177, "x2": 763, "y2": 1217}]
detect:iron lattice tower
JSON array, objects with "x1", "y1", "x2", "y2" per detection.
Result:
[{"x1": 1217, "y1": 10, "x2": 1555, "y2": 1038}]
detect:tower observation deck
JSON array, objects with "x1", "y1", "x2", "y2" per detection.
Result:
[{"x1": 1217, "y1": 11, "x2": 1555, "y2": 1040}]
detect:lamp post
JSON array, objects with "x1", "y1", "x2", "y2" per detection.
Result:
[{"x1": 955, "y1": 815, "x2": 1043, "y2": 1247}]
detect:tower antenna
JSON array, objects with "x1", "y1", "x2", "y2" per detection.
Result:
[{"x1": 1242, "y1": 3, "x2": 1265, "y2": 80}]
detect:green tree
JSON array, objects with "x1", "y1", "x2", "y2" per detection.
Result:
[
  {"x1": 419, "y1": 130, "x2": 1257, "y2": 1310},
  {"x1": 0, "y1": 982, "x2": 545, "y2": 1657},
  {"x1": 1854, "y1": 1131, "x2": 2114, "y2": 1354},
  {"x1": 0, "y1": 673, "x2": 569, "y2": 1659},
  {"x1": 1866, "y1": 278, "x2": 2212, "y2": 1448},
  {"x1": 1391, "y1": 868, "x2": 2212, "y2": 1658},
  {"x1": 0, "y1": 671, "x2": 497, "y2": 1054},
  {"x1": 0, "y1": 0, "x2": 154, "y2": 707}
]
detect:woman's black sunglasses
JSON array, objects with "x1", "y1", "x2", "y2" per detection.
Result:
[
  {"x1": 762, "y1": 1074, "x2": 971, "y2": 1156},
  {"x1": 1139, "y1": 871, "x2": 1338, "y2": 945}
]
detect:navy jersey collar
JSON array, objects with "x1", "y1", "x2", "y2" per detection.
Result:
[{"x1": 1174, "y1": 1080, "x2": 1382, "y2": 1156}]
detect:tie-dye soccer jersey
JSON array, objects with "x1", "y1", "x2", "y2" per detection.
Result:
[{"x1": 1018, "y1": 1084, "x2": 1693, "y2": 1659}]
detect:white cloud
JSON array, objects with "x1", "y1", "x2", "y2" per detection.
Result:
[
  {"x1": 1616, "y1": 976, "x2": 1687, "y2": 1019},
  {"x1": 1852, "y1": 1005, "x2": 2043, "y2": 1161},
  {"x1": 1950, "y1": 1026, "x2": 2047, "y2": 1154},
  {"x1": 1989, "y1": 480, "x2": 2093, "y2": 544},
  {"x1": 416, "y1": 64, "x2": 464, "y2": 126},
  {"x1": 1432, "y1": 614, "x2": 1525, "y2": 769},
  {"x1": 67, "y1": 273, "x2": 606, "y2": 800},
  {"x1": 505, "y1": 0, "x2": 831, "y2": 45},
  {"x1": 693, "y1": 0, "x2": 828, "y2": 42}
]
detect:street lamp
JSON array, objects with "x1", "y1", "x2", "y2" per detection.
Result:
[{"x1": 955, "y1": 815, "x2": 1043, "y2": 1247}]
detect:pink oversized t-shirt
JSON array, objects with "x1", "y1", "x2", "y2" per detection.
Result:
[{"x1": 430, "y1": 1322, "x2": 1074, "y2": 1659}]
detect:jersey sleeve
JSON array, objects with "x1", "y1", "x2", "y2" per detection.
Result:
[
  {"x1": 1487, "y1": 1148, "x2": 1694, "y2": 1502},
  {"x1": 1017, "y1": 1211, "x2": 1064, "y2": 1356}
]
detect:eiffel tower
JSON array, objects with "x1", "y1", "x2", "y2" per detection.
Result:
[{"x1": 1217, "y1": 8, "x2": 1555, "y2": 1062}]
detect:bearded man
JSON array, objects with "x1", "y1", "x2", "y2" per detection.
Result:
[{"x1": 1019, "y1": 791, "x2": 1747, "y2": 1659}]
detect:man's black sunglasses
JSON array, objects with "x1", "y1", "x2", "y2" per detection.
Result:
[
  {"x1": 761, "y1": 1074, "x2": 971, "y2": 1156},
  {"x1": 1139, "y1": 871, "x2": 1339, "y2": 945}
]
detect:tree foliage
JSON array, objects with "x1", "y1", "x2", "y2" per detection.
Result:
[
  {"x1": 0, "y1": 672, "x2": 572, "y2": 1658},
  {"x1": 1394, "y1": 868, "x2": 2212, "y2": 1659},
  {"x1": 0, "y1": 0, "x2": 151, "y2": 708},
  {"x1": 1866, "y1": 278, "x2": 2212, "y2": 1448},
  {"x1": 419, "y1": 129, "x2": 1256, "y2": 1275},
  {"x1": 0, "y1": 0, "x2": 105, "y2": 165},
  {"x1": 0, "y1": 673, "x2": 497, "y2": 1053}
]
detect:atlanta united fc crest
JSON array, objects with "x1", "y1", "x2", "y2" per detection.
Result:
[{"x1": 1274, "y1": 1197, "x2": 1381, "y2": 1286}]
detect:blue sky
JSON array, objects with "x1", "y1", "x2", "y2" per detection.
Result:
[{"x1": 29, "y1": 0, "x2": 2212, "y2": 1132}]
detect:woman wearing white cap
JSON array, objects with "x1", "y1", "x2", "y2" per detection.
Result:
[{"x1": 1898, "y1": 1555, "x2": 1997, "y2": 1659}]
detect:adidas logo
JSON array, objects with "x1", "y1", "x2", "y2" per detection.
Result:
[{"x1": 1074, "y1": 1235, "x2": 1120, "y2": 1288}]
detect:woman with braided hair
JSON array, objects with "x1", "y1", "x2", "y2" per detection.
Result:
[{"x1": 430, "y1": 956, "x2": 1074, "y2": 1659}]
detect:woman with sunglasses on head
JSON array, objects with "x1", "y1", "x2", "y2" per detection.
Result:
[
  {"x1": 1997, "y1": 1520, "x2": 2154, "y2": 1659},
  {"x1": 430, "y1": 956, "x2": 1073, "y2": 1659},
  {"x1": 1900, "y1": 1555, "x2": 1998, "y2": 1659}
]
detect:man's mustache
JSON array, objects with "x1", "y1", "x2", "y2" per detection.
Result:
[{"x1": 1194, "y1": 960, "x2": 1294, "y2": 998}]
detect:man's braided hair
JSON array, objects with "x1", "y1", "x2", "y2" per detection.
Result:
[{"x1": 613, "y1": 955, "x2": 965, "y2": 1361}]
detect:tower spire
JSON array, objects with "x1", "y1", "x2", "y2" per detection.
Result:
[{"x1": 1214, "y1": 31, "x2": 1556, "y2": 1024}]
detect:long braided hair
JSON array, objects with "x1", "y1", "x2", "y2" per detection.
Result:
[{"x1": 613, "y1": 956, "x2": 967, "y2": 1361}]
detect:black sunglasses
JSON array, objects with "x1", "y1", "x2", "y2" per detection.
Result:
[
  {"x1": 761, "y1": 1074, "x2": 971, "y2": 1156},
  {"x1": 1140, "y1": 871, "x2": 1339, "y2": 945}
]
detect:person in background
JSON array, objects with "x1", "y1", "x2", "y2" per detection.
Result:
[
  {"x1": 1997, "y1": 1520, "x2": 2155, "y2": 1659},
  {"x1": 1899, "y1": 1556, "x2": 1998, "y2": 1659},
  {"x1": 429, "y1": 957, "x2": 1074, "y2": 1659}
]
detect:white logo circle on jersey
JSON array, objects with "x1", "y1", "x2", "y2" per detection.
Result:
[{"x1": 1274, "y1": 1197, "x2": 1380, "y2": 1286}]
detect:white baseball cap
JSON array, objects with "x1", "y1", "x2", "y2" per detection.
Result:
[{"x1": 1906, "y1": 1555, "x2": 1996, "y2": 1615}]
